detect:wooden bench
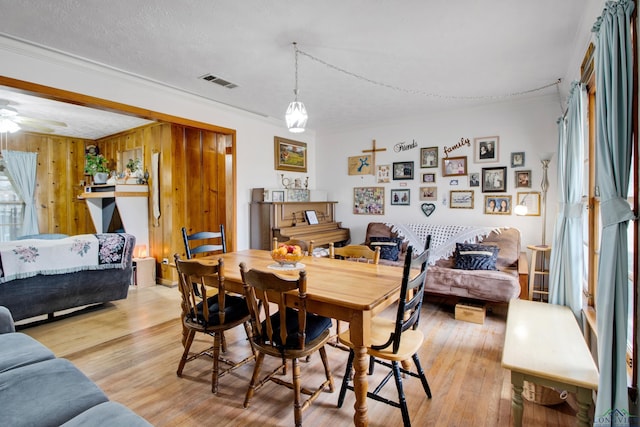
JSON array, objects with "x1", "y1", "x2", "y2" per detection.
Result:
[{"x1": 501, "y1": 299, "x2": 599, "y2": 426}]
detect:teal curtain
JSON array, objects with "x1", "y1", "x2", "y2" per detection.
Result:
[
  {"x1": 2, "y1": 150, "x2": 39, "y2": 236},
  {"x1": 593, "y1": 0, "x2": 636, "y2": 423},
  {"x1": 549, "y1": 82, "x2": 585, "y2": 321}
]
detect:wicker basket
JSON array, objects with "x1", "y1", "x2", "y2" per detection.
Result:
[{"x1": 522, "y1": 381, "x2": 567, "y2": 406}]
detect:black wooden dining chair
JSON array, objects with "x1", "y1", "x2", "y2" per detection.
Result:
[
  {"x1": 181, "y1": 225, "x2": 227, "y2": 259},
  {"x1": 336, "y1": 236, "x2": 432, "y2": 427},
  {"x1": 239, "y1": 263, "x2": 334, "y2": 427},
  {"x1": 174, "y1": 254, "x2": 254, "y2": 394}
]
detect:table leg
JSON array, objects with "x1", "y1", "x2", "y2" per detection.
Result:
[
  {"x1": 510, "y1": 372, "x2": 524, "y2": 427},
  {"x1": 575, "y1": 387, "x2": 592, "y2": 427},
  {"x1": 349, "y1": 311, "x2": 372, "y2": 427}
]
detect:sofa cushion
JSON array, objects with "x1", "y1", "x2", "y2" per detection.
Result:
[
  {"x1": 0, "y1": 333, "x2": 55, "y2": 373},
  {"x1": 0, "y1": 358, "x2": 108, "y2": 427},
  {"x1": 481, "y1": 227, "x2": 520, "y2": 267},
  {"x1": 454, "y1": 243, "x2": 499, "y2": 270},
  {"x1": 368, "y1": 236, "x2": 404, "y2": 261},
  {"x1": 61, "y1": 402, "x2": 152, "y2": 427}
]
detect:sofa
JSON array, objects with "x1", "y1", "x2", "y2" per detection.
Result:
[
  {"x1": 0, "y1": 233, "x2": 135, "y2": 321},
  {"x1": 0, "y1": 305, "x2": 151, "y2": 426},
  {"x1": 364, "y1": 223, "x2": 529, "y2": 302}
]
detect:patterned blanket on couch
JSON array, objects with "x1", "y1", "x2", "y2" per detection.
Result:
[
  {"x1": 386, "y1": 223, "x2": 499, "y2": 265},
  {"x1": 0, "y1": 233, "x2": 132, "y2": 283}
]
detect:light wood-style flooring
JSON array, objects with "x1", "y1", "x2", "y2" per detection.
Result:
[{"x1": 18, "y1": 286, "x2": 581, "y2": 426}]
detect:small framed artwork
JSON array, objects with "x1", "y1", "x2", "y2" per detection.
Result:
[
  {"x1": 271, "y1": 190, "x2": 285, "y2": 202},
  {"x1": 376, "y1": 164, "x2": 391, "y2": 183},
  {"x1": 515, "y1": 170, "x2": 532, "y2": 188},
  {"x1": 348, "y1": 154, "x2": 373, "y2": 175},
  {"x1": 484, "y1": 195, "x2": 512, "y2": 215},
  {"x1": 449, "y1": 179, "x2": 459, "y2": 186},
  {"x1": 442, "y1": 156, "x2": 467, "y2": 176},
  {"x1": 422, "y1": 172, "x2": 436, "y2": 183},
  {"x1": 450, "y1": 190, "x2": 474, "y2": 209},
  {"x1": 511, "y1": 152, "x2": 525, "y2": 167},
  {"x1": 304, "y1": 210, "x2": 319, "y2": 225},
  {"x1": 393, "y1": 162, "x2": 414, "y2": 180},
  {"x1": 391, "y1": 189, "x2": 410, "y2": 205},
  {"x1": 516, "y1": 192, "x2": 541, "y2": 216},
  {"x1": 469, "y1": 172, "x2": 480, "y2": 187},
  {"x1": 482, "y1": 166, "x2": 507, "y2": 192},
  {"x1": 274, "y1": 136, "x2": 307, "y2": 172},
  {"x1": 420, "y1": 147, "x2": 438, "y2": 168},
  {"x1": 353, "y1": 187, "x2": 385, "y2": 215},
  {"x1": 474, "y1": 136, "x2": 499, "y2": 163},
  {"x1": 419, "y1": 186, "x2": 437, "y2": 201},
  {"x1": 286, "y1": 189, "x2": 310, "y2": 202}
]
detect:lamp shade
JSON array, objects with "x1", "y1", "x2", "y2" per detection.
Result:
[
  {"x1": 285, "y1": 101, "x2": 308, "y2": 133},
  {"x1": 514, "y1": 204, "x2": 528, "y2": 216}
]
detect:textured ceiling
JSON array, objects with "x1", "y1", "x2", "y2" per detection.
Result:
[{"x1": 0, "y1": 0, "x2": 595, "y2": 136}]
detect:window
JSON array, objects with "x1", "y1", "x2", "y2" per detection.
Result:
[{"x1": 0, "y1": 167, "x2": 24, "y2": 242}]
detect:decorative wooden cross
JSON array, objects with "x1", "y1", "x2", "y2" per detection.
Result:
[{"x1": 362, "y1": 139, "x2": 386, "y2": 174}]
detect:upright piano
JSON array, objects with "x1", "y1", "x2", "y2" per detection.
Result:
[{"x1": 250, "y1": 189, "x2": 350, "y2": 251}]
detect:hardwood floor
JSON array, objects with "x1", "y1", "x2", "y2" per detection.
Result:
[{"x1": 18, "y1": 286, "x2": 581, "y2": 426}]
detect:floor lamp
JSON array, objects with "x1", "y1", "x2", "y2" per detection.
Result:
[{"x1": 539, "y1": 153, "x2": 553, "y2": 247}]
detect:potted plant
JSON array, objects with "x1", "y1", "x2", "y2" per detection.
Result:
[{"x1": 84, "y1": 153, "x2": 110, "y2": 184}]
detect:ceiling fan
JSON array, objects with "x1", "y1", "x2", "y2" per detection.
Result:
[{"x1": 0, "y1": 99, "x2": 67, "y2": 134}]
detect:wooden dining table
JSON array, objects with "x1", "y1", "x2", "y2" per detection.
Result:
[{"x1": 193, "y1": 249, "x2": 406, "y2": 427}]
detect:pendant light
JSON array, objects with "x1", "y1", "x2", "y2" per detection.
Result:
[{"x1": 285, "y1": 42, "x2": 308, "y2": 133}]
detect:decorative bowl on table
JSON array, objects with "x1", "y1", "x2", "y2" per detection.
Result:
[{"x1": 271, "y1": 244, "x2": 304, "y2": 266}]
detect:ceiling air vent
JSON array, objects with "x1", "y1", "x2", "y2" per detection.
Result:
[{"x1": 199, "y1": 74, "x2": 238, "y2": 89}]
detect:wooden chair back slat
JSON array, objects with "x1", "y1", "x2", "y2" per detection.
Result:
[
  {"x1": 329, "y1": 243, "x2": 381, "y2": 264},
  {"x1": 182, "y1": 225, "x2": 227, "y2": 259},
  {"x1": 174, "y1": 254, "x2": 226, "y2": 325},
  {"x1": 240, "y1": 263, "x2": 308, "y2": 351}
]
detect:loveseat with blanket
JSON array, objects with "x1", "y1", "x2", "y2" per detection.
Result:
[
  {"x1": 0, "y1": 233, "x2": 135, "y2": 321},
  {"x1": 0, "y1": 305, "x2": 151, "y2": 426},
  {"x1": 364, "y1": 223, "x2": 528, "y2": 302}
]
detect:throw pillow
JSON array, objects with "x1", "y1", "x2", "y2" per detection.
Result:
[
  {"x1": 454, "y1": 243, "x2": 499, "y2": 270},
  {"x1": 369, "y1": 237, "x2": 404, "y2": 261}
]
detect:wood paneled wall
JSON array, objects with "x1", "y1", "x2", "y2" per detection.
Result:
[
  {"x1": 97, "y1": 123, "x2": 229, "y2": 285},
  {"x1": 7, "y1": 121, "x2": 230, "y2": 285},
  {"x1": 4, "y1": 131, "x2": 94, "y2": 235}
]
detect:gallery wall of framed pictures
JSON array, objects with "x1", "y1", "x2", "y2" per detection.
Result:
[{"x1": 342, "y1": 133, "x2": 538, "y2": 218}]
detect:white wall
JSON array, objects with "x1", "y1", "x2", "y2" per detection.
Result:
[
  {"x1": 0, "y1": 36, "x2": 316, "y2": 250},
  {"x1": 316, "y1": 94, "x2": 560, "y2": 248}
]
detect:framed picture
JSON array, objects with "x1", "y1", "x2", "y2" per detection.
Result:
[
  {"x1": 484, "y1": 195, "x2": 512, "y2": 215},
  {"x1": 304, "y1": 210, "x2": 319, "y2": 225},
  {"x1": 511, "y1": 152, "x2": 525, "y2": 167},
  {"x1": 420, "y1": 147, "x2": 438, "y2": 168},
  {"x1": 515, "y1": 170, "x2": 532, "y2": 188},
  {"x1": 422, "y1": 172, "x2": 436, "y2": 183},
  {"x1": 419, "y1": 186, "x2": 437, "y2": 201},
  {"x1": 442, "y1": 156, "x2": 467, "y2": 176},
  {"x1": 348, "y1": 154, "x2": 373, "y2": 175},
  {"x1": 390, "y1": 189, "x2": 410, "y2": 205},
  {"x1": 392, "y1": 161, "x2": 414, "y2": 180},
  {"x1": 482, "y1": 166, "x2": 507, "y2": 192},
  {"x1": 274, "y1": 136, "x2": 307, "y2": 172},
  {"x1": 376, "y1": 164, "x2": 391, "y2": 183},
  {"x1": 469, "y1": 172, "x2": 480, "y2": 187},
  {"x1": 286, "y1": 189, "x2": 310, "y2": 202},
  {"x1": 353, "y1": 187, "x2": 385, "y2": 215},
  {"x1": 473, "y1": 136, "x2": 499, "y2": 163},
  {"x1": 271, "y1": 190, "x2": 285, "y2": 202},
  {"x1": 450, "y1": 190, "x2": 474, "y2": 209},
  {"x1": 516, "y1": 192, "x2": 541, "y2": 216}
]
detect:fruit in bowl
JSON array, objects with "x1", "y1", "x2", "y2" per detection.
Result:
[{"x1": 271, "y1": 243, "x2": 304, "y2": 266}]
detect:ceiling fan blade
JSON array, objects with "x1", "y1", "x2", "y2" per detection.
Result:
[
  {"x1": 15, "y1": 115, "x2": 67, "y2": 128},
  {"x1": 15, "y1": 121, "x2": 55, "y2": 134}
]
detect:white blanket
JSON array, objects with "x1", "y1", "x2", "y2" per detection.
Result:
[
  {"x1": 386, "y1": 223, "x2": 499, "y2": 265},
  {"x1": 0, "y1": 234, "x2": 100, "y2": 283}
]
